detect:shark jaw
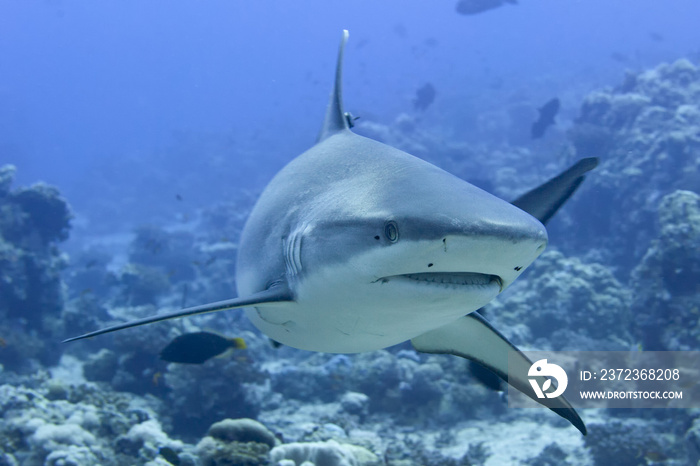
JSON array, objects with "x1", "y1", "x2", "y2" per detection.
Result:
[
  {"x1": 249, "y1": 266, "x2": 504, "y2": 354},
  {"x1": 248, "y1": 234, "x2": 541, "y2": 354},
  {"x1": 375, "y1": 272, "x2": 503, "y2": 291}
]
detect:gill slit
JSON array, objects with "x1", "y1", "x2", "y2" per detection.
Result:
[{"x1": 284, "y1": 226, "x2": 304, "y2": 278}]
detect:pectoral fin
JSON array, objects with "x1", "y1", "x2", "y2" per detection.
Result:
[
  {"x1": 411, "y1": 313, "x2": 586, "y2": 435},
  {"x1": 63, "y1": 284, "x2": 293, "y2": 343}
]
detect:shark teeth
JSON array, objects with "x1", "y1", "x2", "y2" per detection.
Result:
[{"x1": 380, "y1": 272, "x2": 502, "y2": 289}]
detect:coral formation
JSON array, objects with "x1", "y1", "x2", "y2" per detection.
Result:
[
  {"x1": 0, "y1": 165, "x2": 72, "y2": 371},
  {"x1": 163, "y1": 346, "x2": 267, "y2": 436},
  {"x1": 0, "y1": 376, "x2": 193, "y2": 466},
  {"x1": 486, "y1": 250, "x2": 633, "y2": 350},
  {"x1": 563, "y1": 58, "x2": 700, "y2": 271},
  {"x1": 583, "y1": 420, "x2": 680, "y2": 466},
  {"x1": 269, "y1": 440, "x2": 379, "y2": 466},
  {"x1": 206, "y1": 418, "x2": 277, "y2": 448},
  {"x1": 195, "y1": 418, "x2": 277, "y2": 465},
  {"x1": 631, "y1": 190, "x2": 700, "y2": 350},
  {"x1": 3, "y1": 56, "x2": 700, "y2": 465}
]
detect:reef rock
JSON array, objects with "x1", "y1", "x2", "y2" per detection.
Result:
[
  {"x1": 196, "y1": 418, "x2": 275, "y2": 466},
  {"x1": 631, "y1": 190, "x2": 700, "y2": 350},
  {"x1": 584, "y1": 419, "x2": 681, "y2": 466},
  {"x1": 0, "y1": 165, "x2": 72, "y2": 370},
  {"x1": 486, "y1": 250, "x2": 633, "y2": 350},
  {"x1": 0, "y1": 380, "x2": 191, "y2": 466},
  {"x1": 206, "y1": 418, "x2": 277, "y2": 449},
  {"x1": 269, "y1": 439, "x2": 380, "y2": 466},
  {"x1": 563, "y1": 59, "x2": 700, "y2": 272}
]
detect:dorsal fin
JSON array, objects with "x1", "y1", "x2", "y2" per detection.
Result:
[{"x1": 317, "y1": 30, "x2": 350, "y2": 142}]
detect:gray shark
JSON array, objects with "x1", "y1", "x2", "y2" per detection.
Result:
[{"x1": 66, "y1": 30, "x2": 596, "y2": 435}]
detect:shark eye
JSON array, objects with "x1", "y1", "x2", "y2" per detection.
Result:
[{"x1": 384, "y1": 221, "x2": 399, "y2": 243}]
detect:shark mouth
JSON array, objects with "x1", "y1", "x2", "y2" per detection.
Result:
[{"x1": 378, "y1": 272, "x2": 502, "y2": 291}]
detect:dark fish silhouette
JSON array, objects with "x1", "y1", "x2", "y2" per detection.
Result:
[
  {"x1": 413, "y1": 83, "x2": 436, "y2": 111},
  {"x1": 531, "y1": 98, "x2": 560, "y2": 139},
  {"x1": 160, "y1": 331, "x2": 246, "y2": 364},
  {"x1": 649, "y1": 31, "x2": 664, "y2": 42},
  {"x1": 610, "y1": 52, "x2": 629, "y2": 63},
  {"x1": 159, "y1": 446, "x2": 181, "y2": 465},
  {"x1": 456, "y1": 0, "x2": 517, "y2": 15}
]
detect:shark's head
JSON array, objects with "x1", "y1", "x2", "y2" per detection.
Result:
[
  {"x1": 232, "y1": 30, "x2": 556, "y2": 353},
  {"x1": 245, "y1": 132, "x2": 548, "y2": 353},
  {"x1": 296, "y1": 134, "x2": 548, "y2": 293}
]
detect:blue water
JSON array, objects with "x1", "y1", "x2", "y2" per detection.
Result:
[
  {"x1": 2, "y1": 0, "x2": 699, "y2": 236},
  {"x1": 2, "y1": 2, "x2": 700, "y2": 464}
]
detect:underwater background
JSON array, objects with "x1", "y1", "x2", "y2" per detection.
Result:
[{"x1": 2, "y1": 1, "x2": 700, "y2": 464}]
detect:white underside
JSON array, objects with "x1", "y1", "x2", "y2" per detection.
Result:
[
  {"x1": 245, "y1": 269, "x2": 501, "y2": 353},
  {"x1": 242, "y1": 235, "x2": 544, "y2": 353}
]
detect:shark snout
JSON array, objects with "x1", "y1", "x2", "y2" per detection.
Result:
[{"x1": 413, "y1": 213, "x2": 547, "y2": 291}]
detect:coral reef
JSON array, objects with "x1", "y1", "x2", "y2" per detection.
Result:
[
  {"x1": 0, "y1": 165, "x2": 72, "y2": 371},
  {"x1": 563, "y1": 58, "x2": 700, "y2": 272},
  {"x1": 584, "y1": 420, "x2": 683, "y2": 466},
  {"x1": 631, "y1": 190, "x2": 700, "y2": 350},
  {"x1": 486, "y1": 250, "x2": 633, "y2": 350},
  {"x1": 205, "y1": 418, "x2": 277, "y2": 448},
  {"x1": 163, "y1": 343, "x2": 268, "y2": 437},
  {"x1": 4, "y1": 56, "x2": 700, "y2": 465},
  {"x1": 685, "y1": 416, "x2": 700, "y2": 464},
  {"x1": 269, "y1": 440, "x2": 379, "y2": 466},
  {"x1": 266, "y1": 349, "x2": 495, "y2": 426},
  {"x1": 195, "y1": 418, "x2": 276, "y2": 466},
  {"x1": 0, "y1": 373, "x2": 195, "y2": 466}
]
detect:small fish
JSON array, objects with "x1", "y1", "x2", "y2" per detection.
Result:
[
  {"x1": 0, "y1": 337, "x2": 7, "y2": 348},
  {"x1": 610, "y1": 52, "x2": 629, "y2": 63},
  {"x1": 176, "y1": 194, "x2": 183, "y2": 201},
  {"x1": 531, "y1": 97, "x2": 560, "y2": 139},
  {"x1": 152, "y1": 371, "x2": 163, "y2": 386},
  {"x1": 146, "y1": 239, "x2": 163, "y2": 254},
  {"x1": 160, "y1": 331, "x2": 247, "y2": 364},
  {"x1": 85, "y1": 259, "x2": 98, "y2": 269},
  {"x1": 456, "y1": 0, "x2": 516, "y2": 16},
  {"x1": 641, "y1": 450, "x2": 667, "y2": 462},
  {"x1": 648, "y1": 31, "x2": 664, "y2": 42},
  {"x1": 159, "y1": 446, "x2": 181, "y2": 465},
  {"x1": 413, "y1": 83, "x2": 436, "y2": 111}
]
